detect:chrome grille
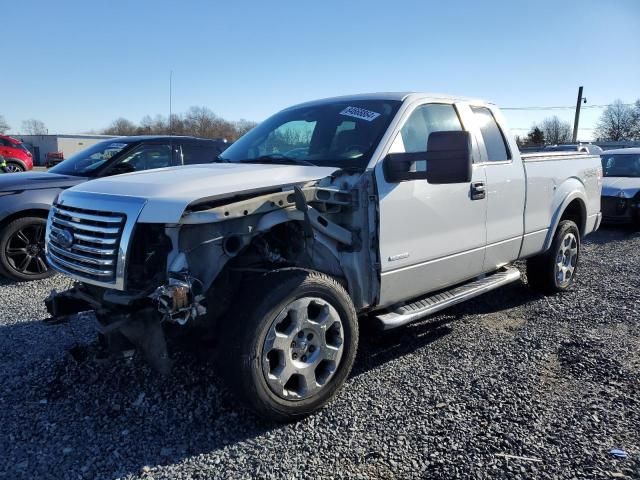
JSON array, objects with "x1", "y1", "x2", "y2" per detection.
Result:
[{"x1": 47, "y1": 204, "x2": 126, "y2": 283}]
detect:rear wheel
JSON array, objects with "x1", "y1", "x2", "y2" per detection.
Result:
[
  {"x1": 220, "y1": 269, "x2": 358, "y2": 422},
  {"x1": 0, "y1": 217, "x2": 53, "y2": 281},
  {"x1": 527, "y1": 220, "x2": 580, "y2": 294}
]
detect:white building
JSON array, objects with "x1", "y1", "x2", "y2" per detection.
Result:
[{"x1": 16, "y1": 134, "x2": 115, "y2": 166}]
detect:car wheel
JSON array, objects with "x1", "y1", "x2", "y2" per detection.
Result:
[
  {"x1": 4, "y1": 162, "x2": 25, "y2": 173},
  {"x1": 220, "y1": 268, "x2": 358, "y2": 422},
  {"x1": 0, "y1": 217, "x2": 53, "y2": 281},
  {"x1": 526, "y1": 220, "x2": 580, "y2": 294}
]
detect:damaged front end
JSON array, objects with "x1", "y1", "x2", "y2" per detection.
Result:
[{"x1": 44, "y1": 170, "x2": 379, "y2": 373}]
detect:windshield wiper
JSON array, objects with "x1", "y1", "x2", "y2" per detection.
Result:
[{"x1": 245, "y1": 154, "x2": 317, "y2": 167}]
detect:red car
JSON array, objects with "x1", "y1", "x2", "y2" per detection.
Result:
[{"x1": 0, "y1": 135, "x2": 33, "y2": 172}]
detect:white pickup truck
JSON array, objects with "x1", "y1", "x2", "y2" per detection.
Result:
[{"x1": 45, "y1": 93, "x2": 602, "y2": 421}]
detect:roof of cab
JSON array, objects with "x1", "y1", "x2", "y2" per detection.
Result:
[{"x1": 286, "y1": 92, "x2": 489, "y2": 110}]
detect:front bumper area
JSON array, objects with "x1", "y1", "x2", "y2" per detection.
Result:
[
  {"x1": 601, "y1": 195, "x2": 638, "y2": 224},
  {"x1": 45, "y1": 284, "x2": 172, "y2": 374}
]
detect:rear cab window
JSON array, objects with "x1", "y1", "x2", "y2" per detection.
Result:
[{"x1": 471, "y1": 106, "x2": 511, "y2": 162}]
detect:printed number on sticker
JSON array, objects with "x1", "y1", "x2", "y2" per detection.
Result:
[{"x1": 340, "y1": 106, "x2": 381, "y2": 122}]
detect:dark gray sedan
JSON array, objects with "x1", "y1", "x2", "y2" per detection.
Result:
[
  {"x1": 600, "y1": 148, "x2": 640, "y2": 227},
  {"x1": 0, "y1": 136, "x2": 228, "y2": 281}
]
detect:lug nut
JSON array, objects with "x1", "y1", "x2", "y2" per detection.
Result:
[
  {"x1": 309, "y1": 345, "x2": 315, "y2": 353},
  {"x1": 298, "y1": 331, "x2": 304, "y2": 338},
  {"x1": 292, "y1": 353, "x2": 298, "y2": 360},
  {"x1": 301, "y1": 355, "x2": 307, "y2": 362},
  {"x1": 291, "y1": 341, "x2": 296, "y2": 348},
  {"x1": 307, "y1": 333, "x2": 314, "y2": 341}
]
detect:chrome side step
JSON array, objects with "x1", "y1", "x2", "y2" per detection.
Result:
[{"x1": 375, "y1": 267, "x2": 521, "y2": 330}]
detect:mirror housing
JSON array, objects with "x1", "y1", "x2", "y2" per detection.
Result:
[
  {"x1": 383, "y1": 130, "x2": 472, "y2": 184},
  {"x1": 424, "y1": 130, "x2": 472, "y2": 184}
]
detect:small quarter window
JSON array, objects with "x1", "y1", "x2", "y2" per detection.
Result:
[{"x1": 471, "y1": 106, "x2": 510, "y2": 161}]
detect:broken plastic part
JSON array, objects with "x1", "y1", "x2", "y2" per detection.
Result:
[{"x1": 150, "y1": 273, "x2": 206, "y2": 325}]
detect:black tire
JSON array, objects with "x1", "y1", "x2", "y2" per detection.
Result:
[
  {"x1": 527, "y1": 220, "x2": 580, "y2": 294},
  {"x1": 0, "y1": 216, "x2": 53, "y2": 281},
  {"x1": 219, "y1": 268, "x2": 358, "y2": 422},
  {"x1": 4, "y1": 161, "x2": 25, "y2": 173}
]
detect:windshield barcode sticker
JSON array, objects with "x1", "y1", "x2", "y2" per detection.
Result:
[{"x1": 340, "y1": 106, "x2": 381, "y2": 122}]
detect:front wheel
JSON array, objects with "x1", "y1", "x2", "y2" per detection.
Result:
[
  {"x1": 527, "y1": 220, "x2": 580, "y2": 294},
  {"x1": 220, "y1": 269, "x2": 358, "y2": 422},
  {"x1": 0, "y1": 217, "x2": 53, "y2": 281},
  {"x1": 4, "y1": 162, "x2": 25, "y2": 173}
]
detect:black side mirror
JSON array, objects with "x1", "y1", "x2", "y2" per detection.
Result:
[
  {"x1": 424, "y1": 131, "x2": 472, "y2": 184},
  {"x1": 383, "y1": 130, "x2": 472, "y2": 184}
]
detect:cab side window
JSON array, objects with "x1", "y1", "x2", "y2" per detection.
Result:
[
  {"x1": 181, "y1": 144, "x2": 217, "y2": 165},
  {"x1": 390, "y1": 104, "x2": 462, "y2": 154},
  {"x1": 116, "y1": 144, "x2": 172, "y2": 172},
  {"x1": 471, "y1": 106, "x2": 510, "y2": 161}
]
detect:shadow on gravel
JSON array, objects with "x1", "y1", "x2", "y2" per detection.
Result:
[{"x1": 586, "y1": 225, "x2": 639, "y2": 245}]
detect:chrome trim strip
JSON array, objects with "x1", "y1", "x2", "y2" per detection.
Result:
[
  {"x1": 49, "y1": 243, "x2": 115, "y2": 266},
  {"x1": 51, "y1": 225, "x2": 118, "y2": 245},
  {"x1": 54, "y1": 206, "x2": 124, "y2": 224},
  {"x1": 47, "y1": 250, "x2": 114, "y2": 277},
  {"x1": 52, "y1": 216, "x2": 121, "y2": 234}
]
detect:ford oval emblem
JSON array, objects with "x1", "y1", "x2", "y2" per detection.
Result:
[{"x1": 56, "y1": 229, "x2": 74, "y2": 249}]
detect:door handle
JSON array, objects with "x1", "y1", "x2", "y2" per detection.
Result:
[{"x1": 471, "y1": 181, "x2": 486, "y2": 200}]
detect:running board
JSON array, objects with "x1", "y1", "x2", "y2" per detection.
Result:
[{"x1": 375, "y1": 267, "x2": 521, "y2": 330}]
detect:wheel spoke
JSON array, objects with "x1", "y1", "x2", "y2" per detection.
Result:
[
  {"x1": 322, "y1": 345, "x2": 340, "y2": 362},
  {"x1": 299, "y1": 366, "x2": 320, "y2": 396},
  {"x1": 17, "y1": 255, "x2": 32, "y2": 272},
  {"x1": 15, "y1": 230, "x2": 30, "y2": 245},
  {"x1": 36, "y1": 255, "x2": 48, "y2": 273},
  {"x1": 6, "y1": 247, "x2": 28, "y2": 258}
]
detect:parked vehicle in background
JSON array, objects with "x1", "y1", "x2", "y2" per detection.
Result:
[
  {"x1": 0, "y1": 135, "x2": 33, "y2": 172},
  {"x1": 600, "y1": 148, "x2": 640, "y2": 227},
  {"x1": 45, "y1": 152, "x2": 65, "y2": 168},
  {"x1": 543, "y1": 143, "x2": 603, "y2": 155},
  {"x1": 45, "y1": 93, "x2": 602, "y2": 421},
  {"x1": 0, "y1": 136, "x2": 229, "y2": 282}
]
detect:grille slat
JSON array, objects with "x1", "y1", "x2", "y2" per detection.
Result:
[
  {"x1": 47, "y1": 205, "x2": 125, "y2": 282},
  {"x1": 52, "y1": 216, "x2": 121, "y2": 235},
  {"x1": 51, "y1": 225, "x2": 118, "y2": 245},
  {"x1": 48, "y1": 243, "x2": 115, "y2": 266}
]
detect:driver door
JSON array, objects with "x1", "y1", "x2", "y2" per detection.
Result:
[{"x1": 375, "y1": 102, "x2": 488, "y2": 307}]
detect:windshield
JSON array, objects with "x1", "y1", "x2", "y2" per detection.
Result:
[
  {"x1": 219, "y1": 99, "x2": 402, "y2": 170},
  {"x1": 601, "y1": 154, "x2": 640, "y2": 178},
  {"x1": 49, "y1": 140, "x2": 131, "y2": 176}
]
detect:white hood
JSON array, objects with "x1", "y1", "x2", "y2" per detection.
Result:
[
  {"x1": 602, "y1": 176, "x2": 640, "y2": 198},
  {"x1": 67, "y1": 163, "x2": 339, "y2": 223}
]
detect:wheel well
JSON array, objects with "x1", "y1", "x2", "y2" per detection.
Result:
[
  {"x1": 5, "y1": 158, "x2": 26, "y2": 169},
  {"x1": 559, "y1": 199, "x2": 586, "y2": 236},
  {"x1": 0, "y1": 209, "x2": 49, "y2": 230}
]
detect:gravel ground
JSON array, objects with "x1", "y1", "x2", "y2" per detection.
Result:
[{"x1": 1, "y1": 227, "x2": 639, "y2": 479}]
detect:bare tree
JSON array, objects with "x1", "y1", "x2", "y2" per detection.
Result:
[
  {"x1": 101, "y1": 107, "x2": 257, "y2": 140},
  {"x1": 234, "y1": 119, "x2": 258, "y2": 137},
  {"x1": 103, "y1": 118, "x2": 137, "y2": 136},
  {"x1": 595, "y1": 100, "x2": 637, "y2": 141},
  {"x1": 0, "y1": 115, "x2": 9, "y2": 134},
  {"x1": 540, "y1": 116, "x2": 572, "y2": 144},
  {"x1": 21, "y1": 118, "x2": 47, "y2": 135}
]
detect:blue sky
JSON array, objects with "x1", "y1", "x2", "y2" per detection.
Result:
[{"x1": 3, "y1": 0, "x2": 639, "y2": 140}]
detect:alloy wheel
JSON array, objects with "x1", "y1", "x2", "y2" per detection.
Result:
[
  {"x1": 262, "y1": 297, "x2": 344, "y2": 400},
  {"x1": 555, "y1": 232, "x2": 578, "y2": 288},
  {"x1": 5, "y1": 224, "x2": 48, "y2": 276}
]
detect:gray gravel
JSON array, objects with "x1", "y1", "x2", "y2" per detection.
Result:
[{"x1": 1, "y1": 227, "x2": 639, "y2": 479}]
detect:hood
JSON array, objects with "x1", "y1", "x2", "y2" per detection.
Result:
[
  {"x1": 602, "y1": 176, "x2": 640, "y2": 198},
  {"x1": 66, "y1": 163, "x2": 339, "y2": 223},
  {"x1": 0, "y1": 171, "x2": 86, "y2": 192}
]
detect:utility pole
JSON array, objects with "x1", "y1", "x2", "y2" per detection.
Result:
[{"x1": 572, "y1": 86, "x2": 583, "y2": 143}]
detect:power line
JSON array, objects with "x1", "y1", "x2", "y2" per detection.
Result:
[{"x1": 502, "y1": 103, "x2": 634, "y2": 111}]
